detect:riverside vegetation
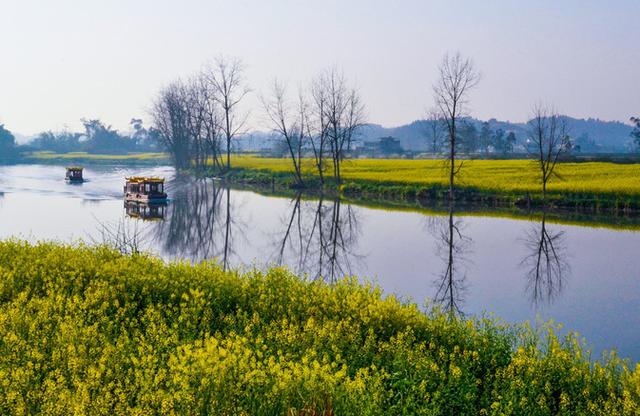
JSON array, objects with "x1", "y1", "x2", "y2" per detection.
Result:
[
  {"x1": 20, "y1": 152, "x2": 640, "y2": 210},
  {"x1": 23, "y1": 151, "x2": 169, "y2": 165},
  {"x1": 211, "y1": 156, "x2": 640, "y2": 211},
  {"x1": 0, "y1": 241, "x2": 638, "y2": 415}
]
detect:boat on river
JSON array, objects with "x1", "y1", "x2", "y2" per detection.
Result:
[
  {"x1": 124, "y1": 177, "x2": 167, "y2": 203},
  {"x1": 65, "y1": 167, "x2": 85, "y2": 183}
]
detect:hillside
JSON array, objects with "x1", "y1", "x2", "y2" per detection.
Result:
[{"x1": 360, "y1": 117, "x2": 635, "y2": 153}]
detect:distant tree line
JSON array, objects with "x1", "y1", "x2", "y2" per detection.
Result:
[
  {"x1": 423, "y1": 118, "x2": 518, "y2": 155},
  {"x1": 0, "y1": 118, "x2": 160, "y2": 156},
  {"x1": 0, "y1": 124, "x2": 18, "y2": 158},
  {"x1": 29, "y1": 119, "x2": 159, "y2": 154}
]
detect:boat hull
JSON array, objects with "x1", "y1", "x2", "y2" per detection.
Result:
[{"x1": 124, "y1": 193, "x2": 168, "y2": 203}]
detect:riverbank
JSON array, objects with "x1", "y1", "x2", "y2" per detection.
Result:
[
  {"x1": 15, "y1": 151, "x2": 170, "y2": 165},
  {"x1": 207, "y1": 156, "x2": 640, "y2": 213},
  {"x1": 224, "y1": 181, "x2": 640, "y2": 231},
  {"x1": 0, "y1": 240, "x2": 638, "y2": 414}
]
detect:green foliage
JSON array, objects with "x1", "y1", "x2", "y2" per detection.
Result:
[
  {"x1": 0, "y1": 124, "x2": 16, "y2": 156},
  {"x1": 0, "y1": 241, "x2": 638, "y2": 415},
  {"x1": 25, "y1": 151, "x2": 169, "y2": 166}
]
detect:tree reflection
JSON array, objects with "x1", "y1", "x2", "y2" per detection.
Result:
[
  {"x1": 429, "y1": 202, "x2": 471, "y2": 317},
  {"x1": 270, "y1": 194, "x2": 362, "y2": 283},
  {"x1": 520, "y1": 211, "x2": 570, "y2": 306},
  {"x1": 152, "y1": 178, "x2": 244, "y2": 267}
]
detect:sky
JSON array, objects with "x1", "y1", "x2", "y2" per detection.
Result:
[{"x1": 1, "y1": 0, "x2": 639, "y2": 137}]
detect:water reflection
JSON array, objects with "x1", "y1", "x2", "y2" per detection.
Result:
[
  {"x1": 125, "y1": 201, "x2": 167, "y2": 221},
  {"x1": 271, "y1": 194, "x2": 362, "y2": 283},
  {"x1": 429, "y1": 202, "x2": 472, "y2": 317},
  {"x1": 151, "y1": 178, "x2": 246, "y2": 270},
  {"x1": 520, "y1": 211, "x2": 570, "y2": 306}
]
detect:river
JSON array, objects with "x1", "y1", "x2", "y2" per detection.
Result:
[{"x1": 1, "y1": 164, "x2": 639, "y2": 360}]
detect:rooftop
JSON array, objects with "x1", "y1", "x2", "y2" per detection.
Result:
[{"x1": 125, "y1": 176, "x2": 165, "y2": 184}]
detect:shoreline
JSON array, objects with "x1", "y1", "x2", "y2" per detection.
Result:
[{"x1": 205, "y1": 165, "x2": 640, "y2": 218}]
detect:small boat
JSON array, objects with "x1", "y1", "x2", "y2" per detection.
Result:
[
  {"x1": 65, "y1": 167, "x2": 85, "y2": 182},
  {"x1": 124, "y1": 177, "x2": 168, "y2": 203}
]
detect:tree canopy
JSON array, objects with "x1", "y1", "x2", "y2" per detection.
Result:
[{"x1": 0, "y1": 124, "x2": 17, "y2": 157}]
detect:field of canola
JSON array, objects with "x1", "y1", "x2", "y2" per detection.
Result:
[
  {"x1": 232, "y1": 156, "x2": 640, "y2": 197},
  {"x1": 0, "y1": 241, "x2": 638, "y2": 415}
]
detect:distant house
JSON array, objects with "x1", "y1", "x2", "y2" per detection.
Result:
[{"x1": 362, "y1": 136, "x2": 404, "y2": 156}]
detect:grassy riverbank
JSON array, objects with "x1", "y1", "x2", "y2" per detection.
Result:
[
  {"x1": 20, "y1": 151, "x2": 170, "y2": 165},
  {"x1": 0, "y1": 241, "x2": 638, "y2": 415},
  {"x1": 215, "y1": 156, "x2": 640, "y2": 211}
]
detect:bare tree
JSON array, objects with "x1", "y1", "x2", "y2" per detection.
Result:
[
  {"x1": 151, "y1": 81, "x2": 192, "y2": 169},
  {"x1": 424, "y1": 108, "x2": 445, "y2": 154},
  {"x1": 527, "y1": 105, "x2": 571, "y2": 199},
  {"x1": 200, "y1": 74, "x2": 224, "y2": 170},
  {"x1": 261, "y1": 80, "x2": 307, "y2": 187},
  {"x1": 312, "y1": 68, "x2": 365, "y2": 185},
  {"x1": 152, "y1": 67, "x2": 231, "y2": 173},
  {"x1": 433, "y1": 52, "x2": 480, "y2": 200},
  {"x1": 309, "y1": 78, "x2": 330, "y2": 185},
  {"x1": 203, "y1": 57, "x2": 249, "y2": 172}
]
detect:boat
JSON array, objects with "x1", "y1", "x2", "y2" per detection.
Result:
[
  {"x1": 124, "y1": 177, "x2": 168, "y2": 203},
  {"x1": 65, "y1": 167, "x2": 85, "y2": 182}
]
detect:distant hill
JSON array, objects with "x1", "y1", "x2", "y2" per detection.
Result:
[
  {"x1": 15, "y1": 116, "x2": 634, "y2": 154},
  {"x1": 357, "y1": 117, "x2": 635, "y2": 153}
]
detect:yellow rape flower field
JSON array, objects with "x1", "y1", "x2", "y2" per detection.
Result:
[
  {"x1": 0, "y1": 241, "x2": 638, "y2": 415},
  {"x1": 232, "y1": 156, "x2": 640, "y2": 197}
]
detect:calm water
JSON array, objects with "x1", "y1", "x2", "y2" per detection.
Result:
[{"x1": 1, "y1": 164, "x2": 639, "y2": 359}]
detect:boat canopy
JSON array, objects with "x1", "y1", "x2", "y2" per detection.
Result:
[
  {"x1": 125, "y1": 176, "x2": 165, "y2": 184},
  {"x1": 65, "y1": 167, "x2": 84, "y2": 180}
]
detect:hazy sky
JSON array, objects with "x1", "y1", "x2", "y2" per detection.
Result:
[{"x1": 1, "y1": 0, "x2": 639, "y2": 136}]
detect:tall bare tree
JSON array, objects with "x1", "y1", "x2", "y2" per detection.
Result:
[
  {"x1": 309, "y1": 78, "x2": 330, "y2": 185},
  {"x1": 200, "y1": 74, "x2": 224, "y2": 170},
  {"x1": 312, "y1": 68, "x2": 365, "y2": 185},
  {"x1": 151, "y1": 81, "x2": 192, "y2": 170},
  {"x1": 151, "y1": 74, "x2": 224, "y2": 171},
  {"x1": 527, "y1": 105, "x2": 571, "y2": 199},
  {"x1": 203, "y1": 57, "x2": 249, "y2": 172},
  {"x1": 433, "y1": 52, "x2": 480, "y2": 200},
  {"x1": 262, "y1": 80, "x2": 307, "y2": 187}
]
